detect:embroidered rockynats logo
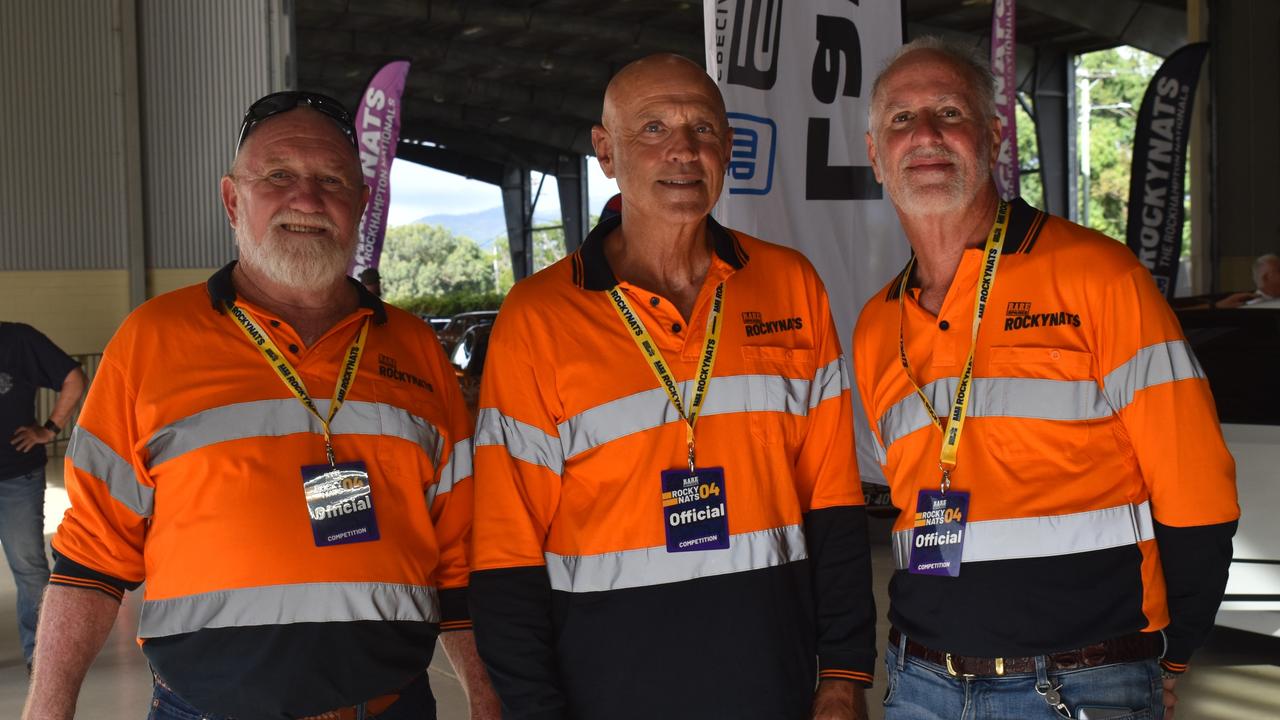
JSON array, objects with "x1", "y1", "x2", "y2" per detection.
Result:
[
  {"x1": 742, "y1": 311, "x2": 804, "y2": 337},
  {"x1": 1004, "y1": 302, "x2": 1081, "y2": 331},
  {"x1": 378, "y1": 354, "x2": 433, "y2": 391}
]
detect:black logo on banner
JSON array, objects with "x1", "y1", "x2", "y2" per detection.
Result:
[
  {"x1": 805, "y1": 12, "x2": 881, "y2": 201},
  {"x1": 716, "y1": 0, "x2": 783, "y2": 90}
]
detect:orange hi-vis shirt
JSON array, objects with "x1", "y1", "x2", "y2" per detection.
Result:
[
  {"x1": 470, "y1": 216, "x2": 876, "y2": 719},
  {"x1": 853, "y1": 199, "x2": 1239, "y2": 670},
  {"x1": 50, "y1": 264, "x2": 475, "y2": 718}
]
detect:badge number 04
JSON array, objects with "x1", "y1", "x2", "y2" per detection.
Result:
[
  {"x1": 303, "y1": 462, "x2": 381, "y2": 547},
  {"x1": 662, "y1": 468, "x2": 728, "y2": 552}
]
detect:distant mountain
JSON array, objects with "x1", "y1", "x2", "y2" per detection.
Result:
[{"x1": 411, "y1": 207, "x2": 557, "y2": 249}]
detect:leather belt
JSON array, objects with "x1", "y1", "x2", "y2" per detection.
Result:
[
  {"x1": 889, "y1": 628, "x2": 1162, "y2": 678},
  {"x1": 153, "y1": 673, "x2": 402, "y2": 719},
  {"x1": 299, "y1": 692, "x2": 400, "y2": 720}
]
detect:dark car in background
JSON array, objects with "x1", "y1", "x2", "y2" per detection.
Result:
[{"x1": 436, "y1": 310, "x2": 498, "y2": 352}]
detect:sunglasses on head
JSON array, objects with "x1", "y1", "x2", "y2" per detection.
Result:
[{"x1": 236, "y1": 91, "x2": 357, "y2": 152}]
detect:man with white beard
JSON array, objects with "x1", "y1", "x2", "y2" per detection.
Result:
[{"x1": 24, "y1": 92, "x2": 498, "y2": 720}]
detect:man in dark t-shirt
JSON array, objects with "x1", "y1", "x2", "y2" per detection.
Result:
[{"x1": 0, "y1": 322, "x2": 85, "y2": 668}]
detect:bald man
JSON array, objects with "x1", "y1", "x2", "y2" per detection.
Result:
[{"x1": 469, "y1": 55, "x2": 876, "y2": 720}]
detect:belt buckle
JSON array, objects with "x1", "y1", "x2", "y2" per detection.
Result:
[
  {"x1": 944, "y1": 653, "x2": 975, "y2": 679},
  {"x1": 945, "y1": 653, "x2": 1003, "y2": 677}
]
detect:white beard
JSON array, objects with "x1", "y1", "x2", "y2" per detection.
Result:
[
  {"x1": 235, "y1": 217, "x2": 354, "y2": 290},
  {"x1": 886, "y1": 141, "x2": 992, "y2": 217}
]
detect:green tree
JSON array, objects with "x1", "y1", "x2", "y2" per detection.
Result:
[
  {"x1": 380, "y1": 223, "x2": 495, "y2": 298},
  {"x1": 1015, "y1": 95, "x2": 1043, "y2": 210},
  {"x1": 1016, "y1": 47, "x2": 1192, "y2": 256},
  {"x1": 490, "y1": 219, "x2": 591, "y2": 291}
]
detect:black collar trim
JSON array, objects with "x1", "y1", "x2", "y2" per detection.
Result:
[
  {"x1": 206, "y1": 261, "x2": 388, "y2": 325},
  {"x1": 573, "y1": 215, "x2": 748, "y2": 291},
  {"x1": 883, "y1": 198, "x2": 1047, "y2": 302}
]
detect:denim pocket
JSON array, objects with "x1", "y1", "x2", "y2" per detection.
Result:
[{"x1": 882, "y1": 648, "x2": 901, "y2": 707}]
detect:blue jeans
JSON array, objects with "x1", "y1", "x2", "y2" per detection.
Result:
[
  {"x1": 883, "y1": 635, "x2": 1164, "y2": 720},
  {"x1": 147, "y1": 671, "x2": 437, "y2": 720},
  {"x1": 0, "y1": 467, "x2": 50, "y2": 665}
]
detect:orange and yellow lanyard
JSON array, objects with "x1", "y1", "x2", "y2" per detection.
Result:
[
  {"x1": 607, "y1": 282, "x2": 725, "y2": 471},
  {"x1": 896, "y1": 199, "x2": 1010, "y2": 492},
  {"x1": 226, "y1": 302, "x2": 369, "y2": 467}
]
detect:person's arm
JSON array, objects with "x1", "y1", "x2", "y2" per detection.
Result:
[
  {"x1": 795, "y1": 267, "x2": 876, "y2": 714},
  {"x1": 423, "y1": 324, "x2": 501, "y2": 720},
  {"x1": 812, "y1": 680, "x2": 868, "y2": 720},
  {"x1": 33, "y1": 352, "x2": 147, "y2": 717},
  {"x1": 440, "y1": 630, "x2": 502, "y2": 720},
  {"x1": 11, "y1": 366, "x2": 85, "y2": 452},
  {"x1": 22, "y1": 585, "x2": 119, "y2": 720},
  {"x1": 470, "y1": 303, "x2": 569, "y2": 720},
  {"x1": 1096, "y1": 265, "x2": 1239, "y2": 678}
]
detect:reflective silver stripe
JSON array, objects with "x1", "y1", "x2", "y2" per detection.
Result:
[
  {"x1": 558, "y1": 374, "x2": 809, "y2": 460},
  {"x1": 891, "y1": 501, "x2": 1155, "y2": 569},
  {"x1": 428, "y1": 437, "x2": 473, "y2": 506},
  {"x1": 68, "y1": 426, "x2": 154, "y2": 518},
  {"x1": 876, "y1": 377, "x2": 1112, "y2": 454},
  {"x1": 146, "y1": 399, "x2": 442, "y2": 468},
  {"x1": 544, "y1": 524, "x2": 808, "y2": 593},
  {"x1": 1103, "y1": 341, "x2": 1205, "y2": 412},
  {"x1": 138, "y1": 582, "x2": 439, "y2": 638},
  {"x1": 871, "y1": 434, "x2": 888, "y2": 466},
  {"x1": 809, "y1": 356, "x2": 851, "y2": 409},
  {"x1": 475, "y1": 408, "x2": 564, "y2": 475}
]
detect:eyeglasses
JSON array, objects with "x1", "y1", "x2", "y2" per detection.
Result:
[{"x1": 236, "y1": 91, "x2": 357, "y2": 152}]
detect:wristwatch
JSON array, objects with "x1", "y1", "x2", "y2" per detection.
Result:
[{"x1": 43, "y1": 419, "x2": 61, "y2": 435}]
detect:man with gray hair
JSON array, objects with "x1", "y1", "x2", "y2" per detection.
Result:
[
  {"x1": 1201, "y1": 253, "x2": 1280, "y2": 308},
  {"x1": 25, "y1": 91, "x2": 497, "y2": 720},
  {"x1": 852, "y1": 38, "x2": 1238, "y2": 719}
]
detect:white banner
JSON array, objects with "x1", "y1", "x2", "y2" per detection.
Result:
[{"x1": 704, "y1": 0, "x2": 907, "y2": 483}]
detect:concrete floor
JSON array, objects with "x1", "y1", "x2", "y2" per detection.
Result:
[{"x1": 0, "y1": 461, "x2": 1275, "y2": 718}]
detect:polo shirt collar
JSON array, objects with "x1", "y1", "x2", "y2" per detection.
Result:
[
  {"x1": 884, "y1": 197, "x2": 1048, "y2": 301},
  {"x1": 574, "y1": 214, "x2": 749, "y2": 291},
  {"x1": 206, "y1": 261, "x2": 388, "y2": 325}
]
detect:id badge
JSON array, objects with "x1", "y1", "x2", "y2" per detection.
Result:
[
  {"x1": 907, "y1": 489, "x2": 969, "y2": 576},
  {"x1": 301, "y1": 461, "x2": 380, "y2": 547},
  {"x1": 661, "y1": 467, "x2": 729, "y2": 552}
]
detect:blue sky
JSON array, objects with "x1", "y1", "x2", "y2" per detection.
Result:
[{"x1": 386, "y1": 156, "x2": 620, "y2": 225}]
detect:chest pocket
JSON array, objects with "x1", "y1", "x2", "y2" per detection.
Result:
[
  {"x1": 739, "y1": 346, "x2": 816, "y2": 445},
  {"x1": 983, "y1": 346, "x2": 1100, "y2": 463}
]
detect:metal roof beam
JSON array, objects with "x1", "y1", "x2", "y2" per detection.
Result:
[
  {"x1": 398, "y1": 126, "x2": 566, "y2": 176},
  {"x1": 299, "y1": 28, "x2": 613, "y2": 86},
  {"x1": 312, "y1": 64, "x2": 602, "y2": 125},
  {"x1": 401, "y1": 104, "x2": 595, "y2": 157},
  {"x1": 395, "y1": 141, "x2": 505, "y2": 186},
  {"x1": 1019, "y1": 0, "x2": 1185, "y2": 57},
  {"x1": 335, "y1": 0, "x2": 704, "y2": 59}
]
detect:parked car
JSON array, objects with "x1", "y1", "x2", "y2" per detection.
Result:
[
  {"x1": 450, "y1": 322, "x2": 492, "y2": 376},
  {"x1": 1176, "y1": 305, "x2": 1280, "y2": 637},
  {"x1": 436, "y1": 310, "x2": 498, "y2": 351},
  {"x1": 426, "y1": 316, "x2": 451, "y2": 333}
]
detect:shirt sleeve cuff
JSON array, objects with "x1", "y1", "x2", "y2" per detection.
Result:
[
  {"x1": 438, "y1": 586, "x2": 471, "y2": 632},
  {"x1": 50, "y1": 548, "x2": 139, "y2": 602},
  {"x1": 818, "y1": 654, "x2": 876, "y2": 687}
]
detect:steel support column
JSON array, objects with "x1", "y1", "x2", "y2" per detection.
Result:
[
  {"x1": 502, "y1": 165, "x2": 534, "y2": 280},
  {"x1": 1033, "y1": 47, "x2": 1074, "y2": 219},
  {"x1": 557, "y1": 155, "x2": 589, "y2": 254}
]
